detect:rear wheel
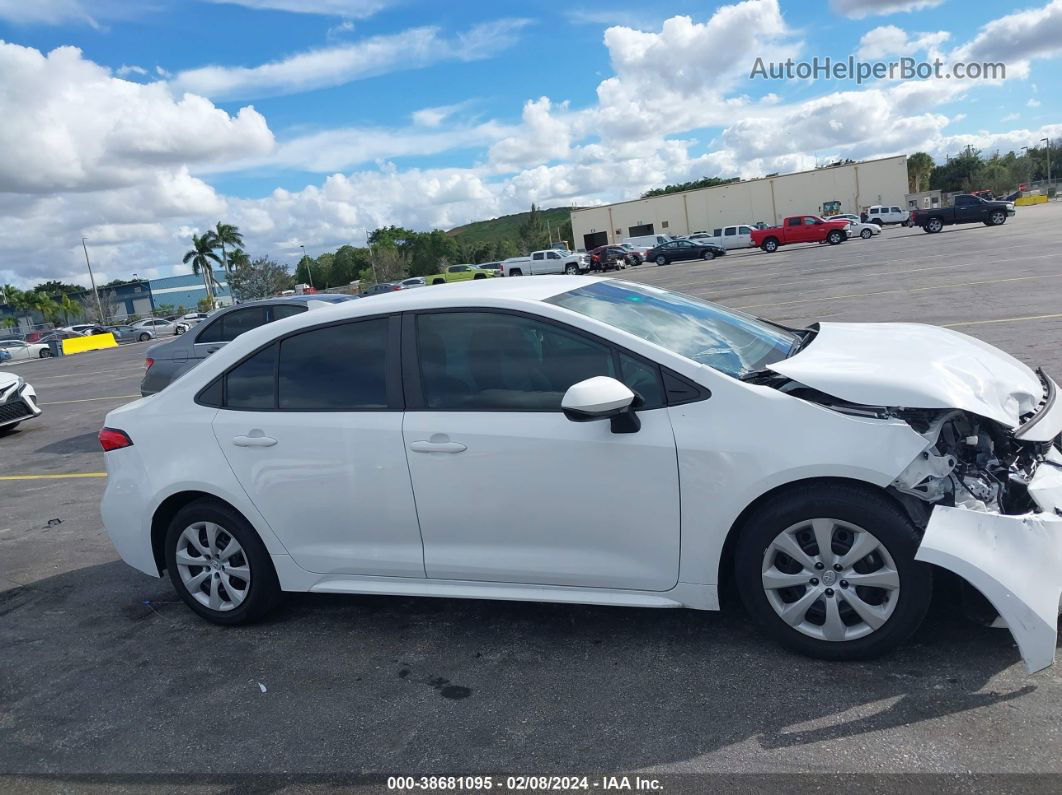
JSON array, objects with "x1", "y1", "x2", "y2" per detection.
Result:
[
  {"x1": 473, "y1": 273, "x2": 485, "y2": 280},
  {"x1": 870, "y1": 218, "x2": 883, "y2": 226},
  {"x1": 39, "y1": 349, "x2": 52, "y2": 358},
  {"x1": 655, "y1": 255, "x2": 667, "y2": 266},
  {"x1": 925, "y1": 217, "x2": 943, "y2": 233},
  {"x1": 762, "y1": 238, "x2": 778, "y2": 253},
  {"x1": 164, "y1": 499, "x2": 282, "y2": 625},
  {"x1": 735, "y1": 484, "x2": 931, "y2": 661},
  {"x1": 860, "y1": 228, "x2": 872, "y2": 239},
  {"x1": 509, "y1": 268, "x2": 523, "y2": 277}
]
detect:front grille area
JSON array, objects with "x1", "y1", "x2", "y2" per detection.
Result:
[{"x1": 0, "y1": 398, "x2": 32, "y2": 424}]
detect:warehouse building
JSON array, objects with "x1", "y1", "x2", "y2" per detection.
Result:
[
  {"x1": 570, "y1": 155, "x2": 908, "y2": 250},
  {"x1": 147, "y1": 272, "x2": 233, "y2": 311}
]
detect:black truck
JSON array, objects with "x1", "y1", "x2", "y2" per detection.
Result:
[{"x1": 910, "y1": 193, "x2": 1015, "y2": 233}]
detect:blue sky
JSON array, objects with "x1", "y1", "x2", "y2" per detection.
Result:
[{"x1": 0, "y1": 0, "x2": 1059, "y2": 285}]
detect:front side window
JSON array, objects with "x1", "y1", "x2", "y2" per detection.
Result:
[
  {"x1": 278, "y1": 319, "x2": 388, "y2": 409},
  {"x1": 739, "y1": 226, "x2": 752, "y2": 234},
  {"x1": 417, "y1": 312, "x2": 617, "y2": 411},
  {"x1": 802, "y1": 217, "x2": 818, "y2": 226},
  {"x1": 547, "y1": 281, "x2": 797, "y2": 379}
]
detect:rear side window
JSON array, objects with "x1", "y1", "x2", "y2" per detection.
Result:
[
  {"x1": 278, "y1": 319, "x2": 389, "y2": 410},
  {"x1": 272, "y1": 304, "x2": 306, "y2": 320},
  {"x1": 225, "y1": 344, "x2": 276, "y2": 409},
  {"x1": 198, "y1": 307, "x2": 268, "y2": 344},
  {"x1": 787, "y1": 218, "x2": 801, "y2": 227},
  {"x1": 724, "y1": 227, "x2": 736, "y2": 236}
]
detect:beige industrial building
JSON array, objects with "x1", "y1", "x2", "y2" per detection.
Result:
[{"x1": 570, "y1": 155, "x2": 908, "y2": 251}]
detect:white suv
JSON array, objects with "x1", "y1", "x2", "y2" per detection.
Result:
[{"x1": 865, "y1": 206, "x2": 908, "y2": 226}]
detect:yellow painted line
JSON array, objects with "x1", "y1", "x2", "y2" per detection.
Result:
[
  {"x1": 0, "y1": 473, "x2": 107, "y2": 481},
  {"x1": 39, "y1": 394, "x2": 140, "y2": 406},
  {"x1": 944, "y1": 313, "x2": 1062, "y2": 328}
]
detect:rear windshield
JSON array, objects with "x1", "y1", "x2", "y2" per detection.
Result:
[{"x1": 547, "y1": 281, "x2": 796, "y2": 379}]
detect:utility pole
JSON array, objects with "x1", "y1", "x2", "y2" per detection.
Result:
[
  {"x1": 1042, "y1": 137, "x2": 1052, "y2": 193},
  {"x1": 299, "y1": 244, "x2": 314, "y2": 290},
  {"x1": 81, "y1": 237, "x2": 105, "y2": 323}
]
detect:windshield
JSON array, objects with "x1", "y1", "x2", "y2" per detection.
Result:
[{"x1": 547, "y1": 280, "x2": 798, "y2": 378}]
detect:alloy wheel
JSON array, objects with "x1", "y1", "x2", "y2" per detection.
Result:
[
  {"x1": 175, "y1": 522, "x2": 252, "y2": 612},
  {"x1": 760, "y1": 518, "x2": 900, "y2": 642}
]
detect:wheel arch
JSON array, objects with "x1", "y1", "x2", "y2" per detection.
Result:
[
  {"x1": 714, "y1": 476, "x2": 917, "y2": 598},
  {"x1": 151, "y1": 490, "x2": 262, "y2": 575}
]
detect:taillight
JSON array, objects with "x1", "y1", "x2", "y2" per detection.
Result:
[
  {"x1": 99, "y1": 427, "x2": 133, "y2": 452},
  {"x1": 145, "y1": 357, "x2": 154, "y2": 369}
]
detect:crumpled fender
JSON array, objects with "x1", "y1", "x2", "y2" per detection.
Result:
[{"x1": 916, "y1": 503, "x2": 1062, "y2": 673}]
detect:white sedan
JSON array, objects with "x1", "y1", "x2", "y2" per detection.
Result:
[
  {"x1": 0, "y1": 338, "x2": 51, "y2": 360},
  {"x1": 98, "y1": 278, "x2": 1062, "y2": 670},
  {"x1": 833, "y1": 214, "x2": 882, "y2": 239},
  {"x1": 0, "y1": 371, "x2": 42, "y2": 434}
]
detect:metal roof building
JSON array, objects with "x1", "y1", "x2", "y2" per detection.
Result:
[
  {"x1": 570, "y1": 155, "x2": 909, "y2": 251},
  {"x1": 147, "y1": 272, "x2": 233, "y2": 312}
]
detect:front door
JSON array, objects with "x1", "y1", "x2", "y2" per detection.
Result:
[
  {"x1": 213, "y1": 316, "x2": 424, "y2": 577},
  {"x1": 402, "y1": 310, "x2": 680, "y2": 591}
]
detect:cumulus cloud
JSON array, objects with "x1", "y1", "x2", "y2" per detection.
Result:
[
  {"x1": 955, "y1": 0, "x2": 1062, "y2": 63},
  {"x1": 0, "y1": 42, "x2": 274, "y2": 194},
  {"x1": 830, "y1": 0, "x2": 945, "y2": 19},
  {"x1": 171, "y1": 19, "x2": 531, "y2": 100},
  {"x1": 857, "y1": 25, "x2": 950, "y2": 59}
]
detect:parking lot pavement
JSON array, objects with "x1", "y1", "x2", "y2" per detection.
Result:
[{"x1": 3, "y1": 206, "x2": 1062, "y2": 778}]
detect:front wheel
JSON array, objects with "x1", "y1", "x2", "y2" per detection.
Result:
[
  {"x1": 655, "y1": 255, "x2": 667, "y2": 266},
  {"x1": 734, "y1": 484, "x2": 932, "y2": 661},
  {"x1": 989, "y1": 210, "x2": 1006, "y2": 225},
  {"x1": 165, "y1": 499, "x2": 282, "y2": 625},
  {"x1": 564, "y1": 263, "x2": 580, "y2": 275},
  {"x1": 702, "y1": 250, "x2": 715, "y2": 261},
  {"x1": 826, "y1": 230, "x2": 843, "y2": 245},
  {"x1": 860, "y1": 228, "x2": 872, "y2": 239}
]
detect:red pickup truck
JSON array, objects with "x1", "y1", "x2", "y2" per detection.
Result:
[{"x1": 750, "y1": 215, "x2": 850, "y2": 253}]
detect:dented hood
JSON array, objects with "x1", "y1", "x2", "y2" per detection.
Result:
[{"x1": 768, "y1": 322, "x2": 1043, "y2": 428}]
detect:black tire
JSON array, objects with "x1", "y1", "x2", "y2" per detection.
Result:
[
  {"x1": 473, "y1": 273, "x2": 485, "y2": 279},
  {"x1": 870, "y1": 218, "x2": 883, "y2": 226},
  {"x1": 509, "y1": 268, "x2": 522, "y2": 277},
  {"x1": 925, "y1": 217, "x2": 943, "y2": 233},
  {"x1": 734, "y1": 483, "x2": 932, "y2": 662},
  {"x1": 702, "y1": 250, "x2": 715, "y2": 261},
  {"x1": 631, "y1": 256, "x2": 641, "y2": 266},
  {"x1": 826, "y1": 230, "x2": 843, "y2": 245},
  {"x1": 138, "y1": 333, "x2": 150, "y2": 342},
  {"x1": 39, "y1": 348, "x2": 51, "y2": 358},
  {"x1": 164, "y1": 498, "x2": 282, "y2": 625},
  {"x1": 431, "y1": 278, "x2": 445, "y2": 285},
  {"x1": 655, "y1": 255, "x2": 667, "y2": 266},
  {"x1": 989, "y1": 210, "x2": 1006, "y2": 226},
  {"x1": 762, "y1": 238, "x2": 779, "y2": 253},
  {"x1": 860, "y1": 228, "x2": 872, "y2": 239},
  {"x1": 564, "y1": 263, "x2": 579, "y2": 275}
]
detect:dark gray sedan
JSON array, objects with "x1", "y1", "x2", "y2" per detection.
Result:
[{"x1": 139, "y1": 295, "x2": 355, "y2": 396}]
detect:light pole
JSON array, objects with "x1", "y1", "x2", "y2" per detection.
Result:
[
  {"x1": 1042, "y1": 137, "x2": 1052, "y2": 193},
  {"x1": 81, "y1": 237, "x2": 105, "y2": 323},
  {"x1": 299, "y1": 244, "x2": 315, "y2": 290}
]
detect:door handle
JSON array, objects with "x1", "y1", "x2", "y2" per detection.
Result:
[
  {"x1": 233, "y1": 434, "x2": 277, "y2": 448},
  {"x1": 409, "y1": 440, "x2": 467, "y2": 454}
]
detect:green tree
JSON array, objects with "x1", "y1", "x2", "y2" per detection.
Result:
[
  {"x1": 369, "y1": 225, "x2": 415, "y2": 249},
  {"x1": 211, "y1": 222, "x2": 245, "y2": 274},
  {"x1": 228, "y1": 248, "x2": 251, "y2": 270},
  {"x1": 32, "y1": 280, "x2": 81, "y2": 296},
  {"x1": 57, "y1": 293, "x2": 80, "y2": 324},
  {"x1": 907, "y1": 152, "x2": 934, "y2": 193},
  {"x1": 518, "y1": 204, "x2": 550, "y2": 254},
  {"x1": 331, "y1": 245, "x2": 368, "y2": 285},
  {"x1": 228, "y1": 256, "x2": 294, "y2": 301},
  {"x1": 183, "y1": 233, "x2": 222, "y2": 307},
  {"x1": 642, "y1": 176, "x2": 739, "y2": 198}
]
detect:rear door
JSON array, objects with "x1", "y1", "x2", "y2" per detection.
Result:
[
  {"x1": 530, "y1": 252, "x2": 547, "y2": 275},
  {"x1": 212, "y1": 314, "x2": 424, "y2": 576},
  {"x1": 736, "y1": 225, "x2": 753, "y2": 248}
]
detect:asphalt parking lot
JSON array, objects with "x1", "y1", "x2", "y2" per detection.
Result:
[{"x1": 3, "y1": 204, "x2": 1062, "y2": 781}]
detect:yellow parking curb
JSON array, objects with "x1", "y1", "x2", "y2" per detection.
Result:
[
  {"x1": 0, "y1": 473, "x2": 107, "y2": 480},
  {"x1": 62, "y1": 333, "x2": 118, "y2": 355}
]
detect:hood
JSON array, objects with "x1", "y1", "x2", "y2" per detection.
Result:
[{"x1": 768, "y1": 322, "x2": 1043, "y2": 428}]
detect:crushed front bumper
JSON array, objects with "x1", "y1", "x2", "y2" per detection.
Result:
[{"x1": 916, "y1": 449, "x2": 1062, "y2": 673}]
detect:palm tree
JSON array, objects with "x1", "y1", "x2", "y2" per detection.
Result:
[
  {"x1": 228, "y1": 248, "x2": 251, "y2": 270},
  {"x1": 183, "y1": 233, "x2": 222, "y2": 307},
  {"x1": 58, "y1": 293, "x2": 79, "y2": 325},
  {"x1": 907, "y1": 152, "x2": 934, "y2": 193},
  {"x1": 212, "y1": 222, "x2": 244, "y2": 275}
]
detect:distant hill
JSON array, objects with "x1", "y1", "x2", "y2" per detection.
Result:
[{"x1": 447, "y1": 206, "x2": 578, "y2": 247}]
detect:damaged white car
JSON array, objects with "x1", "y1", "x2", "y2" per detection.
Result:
[{"x1": 99, "y1": 278, "x2": 1062, "y2": 671}]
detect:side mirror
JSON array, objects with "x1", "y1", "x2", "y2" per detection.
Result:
[{"x1": 562, "y1": 376, "x2": 641, "y2": 434}]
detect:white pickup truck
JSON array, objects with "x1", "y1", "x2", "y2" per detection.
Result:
[{"x1": 500, "y1": 249, "x2": 588, "y2": 277}]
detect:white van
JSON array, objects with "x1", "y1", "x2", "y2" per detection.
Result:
[{"x1": 623, "y1": 234, "x2": 672, "y2": 255}]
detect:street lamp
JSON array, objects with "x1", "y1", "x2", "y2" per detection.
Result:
[
  {"x1": 1041, "y1": 137, "x2": 1052, "y2": 192},
  {"x1": 299, "y1": 244, "x2": 315, "y2": 290},
  {"x1": 81, "y1": 237, "x2": 105, "y2": 323}
]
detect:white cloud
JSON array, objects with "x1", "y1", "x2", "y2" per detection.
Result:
[
  {"x1": 411, "y1": 101, "x2": 473, "y2": 128},
  {"x1": 206, "y1": 1, "x2": 388, "y2": 17},
  {"x1": 488, "y1": 98, "x2": 573, "y2": 170},
  {"x1": 1002, "y1": 112, "x2": 1019, "y2": 121},
  {"x1": 830, "y1": 0, "x2": 945, "y2": 20},
  {"x1": 115, "y1": 64, "x2": 148, "y2": 77},
  {"x1": 1028, "y1": 98, "x2": 1041, "y2": 107},
  {"x1": 856, "y1": 25, "x2": 950, "y2": 59},
  {"x1": 171, "y1": 19, "x2": 531, "y2": 100},
  {"x1": 956, "y1": 0, "x2": 1062, "y2": 63},
  {"x1": 0, "y1": 0, "x2": 98, "y2": 27}
]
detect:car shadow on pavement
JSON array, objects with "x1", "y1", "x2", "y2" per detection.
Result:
[{"x1": 0, "y1": 561, "x2": 1051, "y2": 774}]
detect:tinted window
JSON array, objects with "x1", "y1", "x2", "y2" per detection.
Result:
[
  {"x1": 225, "y1": 344, "x2": 276, "y2": 409},
  {"x1": 271, "y1": 304, "x2": 305, "y2": 320},
  {"x1": 278, "y1": 319, "x2": 388, "y2": 410},
  {"x1": 198, "y1": 307, "x2": 268, "y2": 343},
  {"x1": 803, "y1": 217, "x2": 818, "y2": 225},
  {"x1": 787, "y1": 218, "x2": 801, "y2": 227},
  {"x1": 417, "y1": 312, "x2": 616, "y2": 411},
  {"x1": 725, "y1": 227, "x2": 736, "y2": 236},
  {"x1": 890, "y1": 207, "x2": 901, "y2": 213},
  {"x1": 619, "y1": 353, "x2": 664, "y2": 408},
  {"x1": 739, "y1": 226, "x2": 752, "y2": 234},
  {"x1": 713, "y1": 229, "x2": 722, "y2": 236},
  {"x1": 533, "y1": 253, "x2": 544, "y2": 261}
]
